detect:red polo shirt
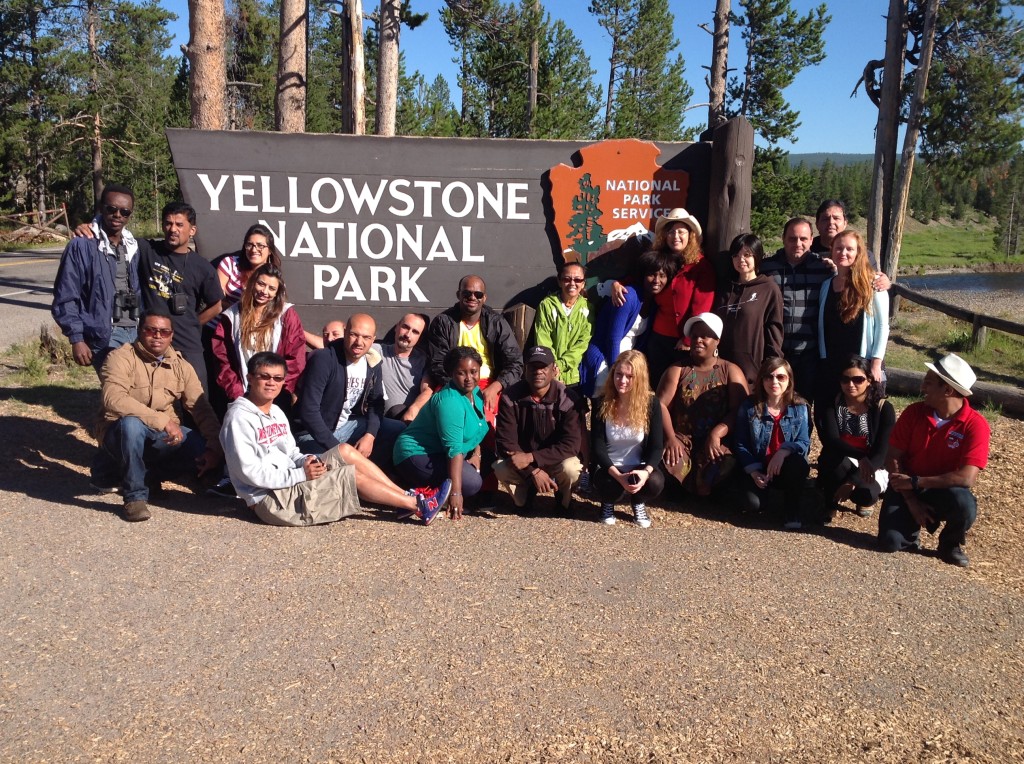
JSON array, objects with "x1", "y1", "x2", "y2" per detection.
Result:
[{"x1": 889, "y1": 399, "x2": 990, "y2": 477}]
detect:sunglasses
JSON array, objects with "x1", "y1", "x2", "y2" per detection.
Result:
[
  {"x1": 141, "y1": 327, "x2": 172, "y2": 337},
  {"x1": 254, "y1": 372, "x2": 286, "y2": 382},
  {"x1": 460, "y1": 290, "x2": 485, "y2": 300},
  {"x1": 103, "y1": 204, "x2": 133, "y2": 218},
  {"x1": 842, "y1": 375, "x2": 868, "y2": 385},
  {"x1": 244, "y1": 242, "x2": 269, "y2": 251},
  {"x1": 765, "y1": 373, "x2": 789, "y2": 381},
  {"x1": 561, "y1": 276, "x2": 585, "y2": 284}
]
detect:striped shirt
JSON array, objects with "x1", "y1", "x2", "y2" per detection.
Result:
[{"x1": 761, "y1": 250, "x2": 834, "y2": 357}]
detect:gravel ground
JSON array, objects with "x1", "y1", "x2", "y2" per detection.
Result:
[{"x1": 0, "y1": 384, "x2": 1022, "y2": 763}]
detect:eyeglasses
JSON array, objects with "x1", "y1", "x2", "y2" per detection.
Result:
[
  {"x1": 141, "y1": 327, "x2": 172, "y2": 337},
  {"x1": 842, "y1": 375, "x2": 868, "y2": 385},
  {"x1": 254, "y1": 372, "x2": 286, "y2": 382},
  {"x1": 103, "y1": 204, "x2": 133, "y2": 218},
  {"x1": 561, "y1": 277, "x2": 585, "y2": 284},
  {"x1": 765, "y1": 373, "x2": 789, "y2": 381},
  {"x1": 460, "y1": 290, "x2": 485, "y2": 300},
  {"x1": 244, "y1": 242, "x2": 269, "y2": 251}
]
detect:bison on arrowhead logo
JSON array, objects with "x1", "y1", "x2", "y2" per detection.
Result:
[{"x1": 549, "y1": 139, "x2": 690, "y2": 268}]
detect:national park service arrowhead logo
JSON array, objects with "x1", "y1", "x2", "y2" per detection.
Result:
[{"x1": 549, "y1": 140, "x2": 690, "y2": 265}]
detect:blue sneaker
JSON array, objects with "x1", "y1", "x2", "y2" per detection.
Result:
[
  {"x1": 434, "y1": 479, "x2": 453, "y2": 510},
  {"x1": 417, "y1": 491, "x2": 443, "y2": 526}
]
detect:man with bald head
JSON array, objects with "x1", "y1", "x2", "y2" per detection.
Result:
[{"x1": 299, "y1": 313, "x2": 402, "y2": 464}]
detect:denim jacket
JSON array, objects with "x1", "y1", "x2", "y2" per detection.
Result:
[{"x1": 735, "y1": 398, "x2": 810, "y2": 473}]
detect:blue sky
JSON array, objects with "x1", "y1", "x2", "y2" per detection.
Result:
[{"x1": 158, "y1": 0, "x2": 887, "y2": 154}]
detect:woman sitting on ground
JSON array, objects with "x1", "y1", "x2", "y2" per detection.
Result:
[
  {"x1": 393, "y1": 347, "x2": 492, "y2": 521},
  {"x1": 658, "y1": 312, "x2": 748, "y2": 497},
  {"x1": 591, "y1": 350, "x2": 666, "y2": 528},
  {"x1": 734, "y1": 357, "x2": 811, "y2": 529},
  {"x1": 816, "y1": 354, "x2": 896, "y2": 521},
  {"x1": 209, "y1": 264, "x2": 306, "y2": 417}
]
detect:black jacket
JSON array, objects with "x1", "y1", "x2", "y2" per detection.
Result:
[
  {"x1": 427, "y1": 304, "x2": 524, "y2": 389},
  {"x1": 299, "y1": 342, "x2": 385, "y2": 451},
  {"x1": 591, "y1": 395, "x2": 664, "y2": 470}
]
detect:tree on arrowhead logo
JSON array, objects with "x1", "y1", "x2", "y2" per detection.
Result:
[{"x1": 549, "y1": 139, "x2": 690, "y2": 269}]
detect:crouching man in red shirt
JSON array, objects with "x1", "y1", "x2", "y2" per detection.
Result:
[{"x1": 879, "y1": 354, "x2": 990, "y2": 567}]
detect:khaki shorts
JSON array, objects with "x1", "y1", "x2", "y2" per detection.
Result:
[{"x1": 252, "y1": 447, "x2": 360, "y2": 526}]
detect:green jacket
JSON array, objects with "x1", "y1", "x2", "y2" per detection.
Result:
[{"x1": 532, "y1": 292, "x2": 593, "y2": 386}]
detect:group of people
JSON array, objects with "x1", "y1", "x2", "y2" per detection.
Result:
[{"x1": 51, "y1": 185, "x2": 990, "y2": 568}]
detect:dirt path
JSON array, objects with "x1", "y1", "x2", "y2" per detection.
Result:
[{"x1": 0, "y1": 385, "x2": 1022, "y2": 762}]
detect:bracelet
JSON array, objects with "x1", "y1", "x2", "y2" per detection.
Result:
[
  {"x1": 451, "y1": 492, "x2": 462, "y2": 497},
  {"x1": 910, "y1": 475, "x2": 920, "y2": 491},
  {"x1": 531, "y1": 467, "x2": 540, "y2": 477}
]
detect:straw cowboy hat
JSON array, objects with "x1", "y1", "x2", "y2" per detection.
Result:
[
  {"x1": 654, "y1": 208, "x2": 703, "y2": 240},
  {"x1": 924, "y1": 353, "x2": 977, "y2": 397}
]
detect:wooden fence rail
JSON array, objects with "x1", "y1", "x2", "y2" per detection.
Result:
[{"x1": 891, "y1": 282, "x2": 1024, "y2": 349}]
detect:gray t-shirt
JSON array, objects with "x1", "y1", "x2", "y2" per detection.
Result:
[{"x1": 372, "y1": 343, "x2": 427, "y2": 410}]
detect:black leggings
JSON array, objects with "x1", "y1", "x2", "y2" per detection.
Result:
[
  {"x1": 817, "y1": 449, "x2": 882, "y2": 507},
  {"x1": 738, "y1": 452, "x2": 809, "y2": 514},
  {"x1": 592, "y1": 465, "x2": 665, "y2": 505}
]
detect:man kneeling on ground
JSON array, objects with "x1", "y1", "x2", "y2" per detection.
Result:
[
  {"x1": 879, "y1": 353, "x2": 990, "y2": 567},
  {"x1": 221, "y1": 352, "x2": 450, "y2": 526},
  {"x1": 91, "y1": 307, "x2": 222, "y2": 522}
]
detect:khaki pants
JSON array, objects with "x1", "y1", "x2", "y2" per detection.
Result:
[
  {"x1": 493, "y1": 456, "x2": 582, "y2": 510},
  {"x1": 252, "y1": 447, "x2": 361, "y2": 526}
]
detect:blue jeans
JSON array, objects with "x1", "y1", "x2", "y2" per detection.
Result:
[
  {"x1": 92, "y1": 416, "x2": 204, "y2": 502},
  {"x1": 878, "y1": 487, "x2": 978, "y2": 552},
  {"x1": 91, "y1": 325, "x2": 137, "y2": 373},
  {"x1": 301, "y1": 415, "x2": 405, "y2": 467}
]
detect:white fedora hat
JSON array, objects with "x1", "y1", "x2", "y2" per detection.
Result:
[
  {"x1": 654, "y1": 208, "x2": 702, "y2": 240},
  {"x1": 682, "y1": 311, "x2": 723, "y2": 340},
  {"x1": 924, "y1": 353, "x2": 976, "y2": 397}
]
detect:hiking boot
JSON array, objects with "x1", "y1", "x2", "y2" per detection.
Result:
[
  {"x1": 601, "y1": 503, "x2": 616, "y2": 526},
  {"x1": 632, "y1": 502, "x2": 652, "y2": 529},
  {"x1": 940, "y1": 545, "x2": 969, "y2": 568},
  {"x1": 123, "y1": 500, "x2": 151, "y2": 522}
]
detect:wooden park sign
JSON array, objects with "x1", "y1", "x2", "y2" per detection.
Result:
[{"x1": 167, "y1": 120, "x2": 751, "y2": 330}]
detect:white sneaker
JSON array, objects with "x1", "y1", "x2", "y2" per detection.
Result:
[{"x1": 633, "y1": 502, "x2": 652, "y2": 529}]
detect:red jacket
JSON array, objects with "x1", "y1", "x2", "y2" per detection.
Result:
[
  {"x1": 210, "y1": 304, "x2": 306, "y2": 401},
  {"x1": 652, "y1": 255, "x2": 716, "y2": 339}
]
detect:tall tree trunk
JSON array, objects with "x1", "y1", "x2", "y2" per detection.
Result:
[
  {"x1": 187, "y1": 0, "x2": 227, "y2": 130},
  {"x1": 87, "y1": 0, "x2": 103, "y2": 204},
  {"x1": 867, "y1": 0, "x2": 905, "y2": 269},
  {"x1": 603, "y1": 12, "x2": 619, "y2": 137},
  {"x1": 342, "y1": 0, "x2": 365, "y2": 134},
  {"x1": 525, "y1": 0, "x2": 539, "y2": 136},
  {"x1": 885, "y1": 0, "x2": 939, "y2": 282},
  {"x1": 276, "y1": 0, "x2": 307, "y2": 132},
  {"x1": 376, "y1": 0, "x2": 400, "y2": 135},
  {"x1": 707, "y1": 0, "x2": 729, "y2": 131}
]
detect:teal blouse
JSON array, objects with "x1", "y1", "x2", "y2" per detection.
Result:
[{"x1": 393, "y1": 382, "x2": 488, "y2": 463}]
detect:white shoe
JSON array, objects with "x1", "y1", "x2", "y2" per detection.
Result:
[
  {"x1": 601, "y1": 503, "x2": 616, "y2": 525},
  {"x1": 633, "y1": 502, "x2": 652, "y2": 529}
]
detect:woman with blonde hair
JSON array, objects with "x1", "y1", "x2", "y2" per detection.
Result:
[
  {"x1": 817, "y1": 229, "x2": 889, "y2": 405},
  {"x1": 591, "y1": 350, "x2": 667, "y2": 528}
]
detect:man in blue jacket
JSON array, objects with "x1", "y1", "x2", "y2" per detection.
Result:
[
  {"x1": 298, "y1": 313, "x2": 403, "y2": 466},
  {"x1": 51, "y1": 183, "x2": 152, "y2": 373}
]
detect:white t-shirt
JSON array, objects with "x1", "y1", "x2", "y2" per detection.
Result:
[
  {"x1": 336, "y1": 357, "x2": 368, "y2": 429},
  {"x1": 606, "y1": 419, "x2": 645, "y2": 468}
]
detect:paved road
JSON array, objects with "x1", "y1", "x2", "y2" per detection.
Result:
[{"x1": 0, "y1": 247, "x2": 62, "y2": 351}]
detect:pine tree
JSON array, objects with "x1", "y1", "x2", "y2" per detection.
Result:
[
  {"x1": 533, "y1": 19, "x2": 602, "y2": 140},
  {"x1": 568, "y1": 173, "x2": 605, "y2": 264},
  {"x1": 226, "y1": 0, "x2": 277, "y2": 131},
  {"x1": 607, "y1": 0, "x2": 692, "y2": 140},
  {"x1": 727, "y1": 0, "x2": 829, "y2": 147}
]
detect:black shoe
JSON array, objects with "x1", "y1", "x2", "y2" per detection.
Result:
[
  {"x1": 89, "y1": 479, "x2": 121, "y2": 495},
  {"x1": 206, "y1": 477, "x2": 237, "y2": 498},
  {"x1": 940, "y1": 545, "x2": 969, "y2": 567}
]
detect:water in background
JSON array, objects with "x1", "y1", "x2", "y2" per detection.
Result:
[{"x1": 900, "y1": 272, "x2": 1024, "y2": 292}]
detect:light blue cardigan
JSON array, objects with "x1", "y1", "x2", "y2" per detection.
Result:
[{"x1": 817, "y1": 277, "x2": 889, "y2": 360}]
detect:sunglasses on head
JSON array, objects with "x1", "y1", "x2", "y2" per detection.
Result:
[
  {"x1": 254, "y1": 372, "x2": 286, "y2": 382},
  {"x1": 460, "y1": 290, "x2": 485, "y2": 300},
  {"x1": 842, "y1": 374, "x2": 868, "y2": 384},
  {"x1": 141, "y1": 326, "x2": 172, "y2": 337},
  {"x1": 103, "y1": 204, "x2": 133, "y2": 218}
]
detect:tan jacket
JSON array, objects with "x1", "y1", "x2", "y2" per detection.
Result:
[{"x1": 98, "y1": 341, "x2": 222, "y2": 454}]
